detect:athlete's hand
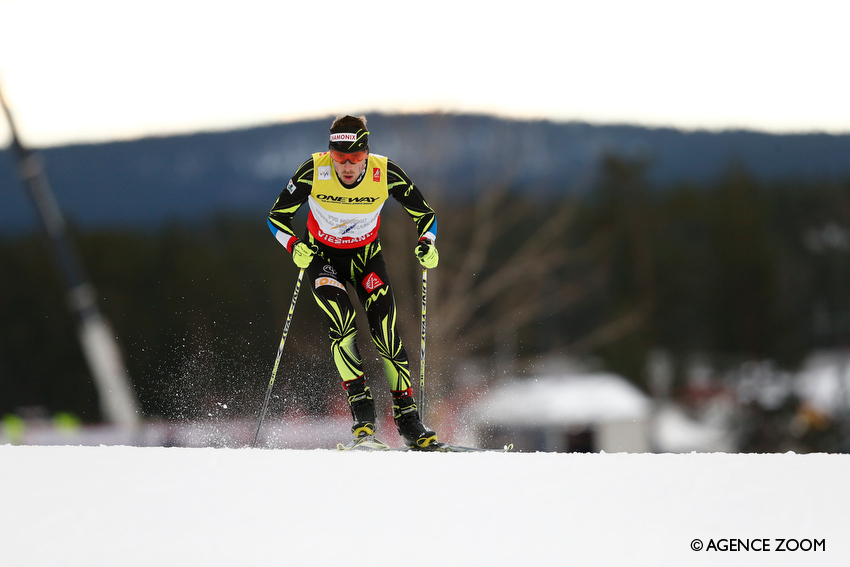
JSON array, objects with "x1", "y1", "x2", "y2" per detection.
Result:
[
  {"x1": 415, "y1": 239, "x2": 439, "y2": 269},
  {"x1": 291, "y1": 240, "x2": 317, "y2": 269}
]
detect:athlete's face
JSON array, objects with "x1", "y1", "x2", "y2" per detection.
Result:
[{"x1": 332, "y1": 153, "x2": 368, "y2": 185}]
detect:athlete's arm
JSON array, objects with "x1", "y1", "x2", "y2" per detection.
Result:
[
  {"x1": 268, "y1": 158, "x2": 314, "y2": 251},
  {"x1": 387, "y1": 159, "x2": 437, "y2": 242}
]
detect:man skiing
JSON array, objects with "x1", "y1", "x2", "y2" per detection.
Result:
[{"x1": 267, "y1": 115, "x2": 440, "y2": 449}]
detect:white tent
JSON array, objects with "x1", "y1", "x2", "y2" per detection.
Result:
[{"x1": 470, "y1": 373, "x2": 653, "y2": 452}]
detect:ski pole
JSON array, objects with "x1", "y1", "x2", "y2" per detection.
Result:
[
  {"x1": 252, "y1": 268, "x2": 304, "y2": 448},
  {"x1": 419, "y1": 267, "x2": 428, "y2": 422}
]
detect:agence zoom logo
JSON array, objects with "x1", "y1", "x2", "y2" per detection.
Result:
[{"x1": 690, "y1": 538, "x2": 825, "y2": 552}]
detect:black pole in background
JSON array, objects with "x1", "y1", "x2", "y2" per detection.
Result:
[{"x1": 1, "y1": 82, "x2": 140, "y2": 429}]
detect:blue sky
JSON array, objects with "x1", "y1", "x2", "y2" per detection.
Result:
[{"x1": 1, "y1": 0, "x2": 849, "y2": 147}]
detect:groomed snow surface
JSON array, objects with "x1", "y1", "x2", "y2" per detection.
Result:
[{"x1": 2, "y1": 445, "x2": 848, "y2": 566}]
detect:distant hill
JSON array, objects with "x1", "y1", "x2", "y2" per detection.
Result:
[{"x1": 3, "y1": 113, "x2": 850, "y2": 233}]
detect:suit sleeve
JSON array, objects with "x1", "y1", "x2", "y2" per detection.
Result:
[
  {"x1": 268, "y1": 158, "x2": 313, "y2": 252},
  {"x1": 387, "y1": 159, "x2": 437, "y2": 241}
]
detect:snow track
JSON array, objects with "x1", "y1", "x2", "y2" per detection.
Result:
[{"x1": 1, "y1": 446, "x2": 848, "y2": 566}]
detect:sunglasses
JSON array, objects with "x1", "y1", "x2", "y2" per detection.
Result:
[{"x1": 329, "y1": 148, "x2": 369, "y2": 164}]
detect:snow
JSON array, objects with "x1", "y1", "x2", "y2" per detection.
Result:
[
  {"x1": 653, "y1": 404, "x2": 735, "y2": 453},
  {"x1": 2, "y1": 445, "x2": 849, "y2": 566}
]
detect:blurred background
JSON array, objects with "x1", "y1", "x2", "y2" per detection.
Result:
[{"x1": 2, "y1": 0, "x2": 850, "y2": 452}]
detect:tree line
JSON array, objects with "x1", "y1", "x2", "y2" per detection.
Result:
[{"x1": 2, "y1": 154, "x2": 850, "y2": 432}]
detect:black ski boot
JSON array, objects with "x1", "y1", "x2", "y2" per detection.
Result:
[
  {"x1": 344, "y1": 376, "x2": 376, "y2": 439},
  {"x1": 392, "y1": 390, "x2": 437, "y2": 449}
]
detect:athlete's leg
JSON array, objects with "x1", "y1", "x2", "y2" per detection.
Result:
[
  {"x1": 307, "y1": 260, "x2": 375, "y2": 434},
  {"x1": 353, "y1": 253, "x2": 412, "y2": 394},
  {"x1": 354, "y1": 253, "x2": 437, "y2": 447}
]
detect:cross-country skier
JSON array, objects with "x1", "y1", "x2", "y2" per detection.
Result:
[{"x1": 267, "y1": 115, "x2": 440, "y2": 449}]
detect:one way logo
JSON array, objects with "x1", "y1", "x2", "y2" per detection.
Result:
[
  {"x1": 362, "y1": 272, "x2": 385, "y2": 293},
  {"x1": 314, "y1": 194, "x2": 380, "y2": 204}
]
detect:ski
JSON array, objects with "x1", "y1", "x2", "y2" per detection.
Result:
[
  {"x1": 337, "y1": 438, "x2": 513, "y2": 453},
  {"x1": 337, "y1": 435, "x2": 392, "y2": 451},
  {"x1": 409, "y1": 442, "x2": 514, "y2": 453}
]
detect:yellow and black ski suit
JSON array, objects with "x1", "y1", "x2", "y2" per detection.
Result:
[{"x1": 268, "y1": 152, "x2": 437, "y2": 398}]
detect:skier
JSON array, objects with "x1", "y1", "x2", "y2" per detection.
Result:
[{"x1": 267, "y1": 115, "x2": 440, "y2": 449}]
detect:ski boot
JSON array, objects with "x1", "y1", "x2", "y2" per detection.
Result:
[
  {"x1": 392, "y1": 389, "x2": 438, "y2": 449},
  {"x1": 345, "y1": 376, "x2": 387, "y2": 443},
  {"x1": 337, "y1": 377, "x2": 390, "y2": 450},
  {"x1": 344, "y1": 376, "x2": 376, "y2": 437}
]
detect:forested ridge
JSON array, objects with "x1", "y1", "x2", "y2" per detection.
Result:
[
  {"x1": 3, "y1": 115, "x2": 850, "y2": 453},
  {"x1": 3, "y1": 154, "x2": 849, "y2": 429}
]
